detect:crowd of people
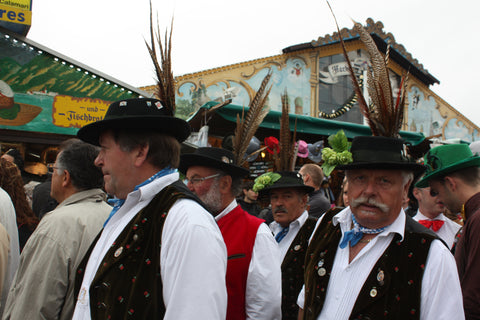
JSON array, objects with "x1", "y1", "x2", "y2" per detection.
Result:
[{"x1": 0, "y1": 97, "x2": 476, "y2": 319}]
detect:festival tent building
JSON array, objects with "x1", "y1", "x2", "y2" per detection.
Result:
[
  {"x1": 0, "y1": 25, "x2": 147, "y2": 175},
  {"x1": 143, "y1": 18, "x2": 479, "y2": 149}
]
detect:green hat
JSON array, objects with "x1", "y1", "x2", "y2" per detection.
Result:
[{"x1": 416, "y1": 144, "x2": 480, "y2": 188}]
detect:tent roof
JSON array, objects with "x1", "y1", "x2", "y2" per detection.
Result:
[{"x1": 187, "y1": 101, "x2": 425, "y2": 146}]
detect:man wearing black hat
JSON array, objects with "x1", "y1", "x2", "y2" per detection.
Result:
[
  {"x1": 180, "y1": 147, "x2": 281, "y2": 320},
  {"x1": 72, "y1": 98, "x2": 227, "y2": 319},
  {"x1": 298, "y1": 136, "x2": 464, "y2": 320},
  {"x1": 254, "y1": 171, "x2": 318, "y2": 320}
]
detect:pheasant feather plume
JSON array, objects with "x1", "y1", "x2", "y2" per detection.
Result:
[{"x1": 232, "y1": 70, "x2": 272, "y2": 166}]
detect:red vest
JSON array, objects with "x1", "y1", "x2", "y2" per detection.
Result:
[{"x1": 217, "y1": 205, "x2": 264, "y2": 320}]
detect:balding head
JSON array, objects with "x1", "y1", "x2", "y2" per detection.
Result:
[{"x1": 299, "y1": 164, "x2": 325, "y2": 189}]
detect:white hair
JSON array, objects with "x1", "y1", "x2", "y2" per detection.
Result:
[{"x1": 401, "y1": 171, "x2": 414, "y2": 188}]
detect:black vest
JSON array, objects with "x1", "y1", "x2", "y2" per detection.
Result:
[
  {"x1": 74, "y1": 181, "x2": 206, "y2": 319},
  {"x1": 303, "y1": 208, "x2": 437, "y2": 320},
  {"x1": 281, "y1": 217, "x2": 318, "y2": 320}
]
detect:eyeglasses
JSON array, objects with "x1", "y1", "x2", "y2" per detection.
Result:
[
  {"x1": 47, "y1": 163, "x2": 62, "y2": 173},
  {"x1": 184, "y1": 173, "x2": 220, "y2": 185},
  {"x1": 429, "y1": 189, "x2": 439, "y2": 197}
]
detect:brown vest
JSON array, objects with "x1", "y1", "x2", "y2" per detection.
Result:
[
  {"x1": 75, "y1": 181, "x2": 206, "y2": 319},
  {"x1": 281, "y1": 216, "x2": 318, "y2": 320},
  {"x1": 303, "y1": 208, "x2": 437, "y2": 320}
]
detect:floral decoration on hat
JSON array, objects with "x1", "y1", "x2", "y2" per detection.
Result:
[
  {"x1": 321, "y1": 130, "x2": 353, "y2": 176},
  {"x1": 264, "y1": 136, "x2": 280, "y2": 155},
  {"x1": 253, "y1": 172, "x2": 281, "y2": 192}
]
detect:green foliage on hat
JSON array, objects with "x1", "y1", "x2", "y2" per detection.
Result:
[
  {"x1": 321, "y1": 130, "x2": 353, "y2": 176},
  {"x1": 253, "y1": 172, "x2": 281, "y2": 192}
]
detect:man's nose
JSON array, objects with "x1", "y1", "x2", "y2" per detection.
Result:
[
  {"x1": 94, "y1": 154, "x2": 103, "y2": 167},
  {"x1": 362, "y1": 180, "x2": 377, "y2": 196}
]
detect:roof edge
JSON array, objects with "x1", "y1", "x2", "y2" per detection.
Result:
[{"x1": 0, "y1": 26, "x2": 150, "y2": 98}]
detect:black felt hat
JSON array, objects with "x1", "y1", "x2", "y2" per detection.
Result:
[
  {"x1": 77, "y1": 98, "x2": 191, "y2": 146},
  {"x1": 336, "y1": 136, "x2": 425, "y2": 173},
  {"x1": 179, "y1": 147, "x2": 249, "y2": 178},
  {"x1": 257, "y1": 171, "x2": 314, "y2": 196}
]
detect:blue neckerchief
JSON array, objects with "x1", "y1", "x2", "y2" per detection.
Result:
[
  {"x1": 275, "y1": 226, "x2": 289, "y2": 243},
  {"x1": 339, "y1": 213, "x2": 389, "y2": 248},
  {"x1": 103, "y1": 167, "x2": 176, "y2": 227}
]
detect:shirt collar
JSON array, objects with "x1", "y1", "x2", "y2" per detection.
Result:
[
  {"x1": 270, "y1": 209, "x2": 309, "y2": 232},
  {"x1": 136, "y1": 171, "x2": 180, "y2": 202},
  {"x1": 215, "y1": 199, "x2": 237, "y2": 221},
  {"x1": 296, "y1": 210, "x2": 309, "y2": 226},
  {"x1": 415, "y1": 210, "x2": 445, "y2": 221},
  {"x1": 333, "y1": 206, "x2": 406, "y2": 242}
]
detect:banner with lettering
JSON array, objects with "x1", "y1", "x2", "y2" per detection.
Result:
[{"x1": 0, "y1": 28, "x2": 140, "y2": 135}]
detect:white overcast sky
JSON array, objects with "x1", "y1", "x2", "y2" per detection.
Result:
[{"x1": 26, "y1": 0, "x2": 480, "y2": 126}]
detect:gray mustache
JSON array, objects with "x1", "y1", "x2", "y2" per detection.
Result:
[
  {"x1": 350, "y1": 196, "x2": 390, "y2": 213},
  {"x1": 273, "y1": 206, "x2": 288, "y2": 214}
]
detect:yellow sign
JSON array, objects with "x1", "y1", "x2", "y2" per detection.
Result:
[
  {"x1": 52, "y1": 96, "x2": 110, "y2": 129},
  {"x1": 0, "y1": 4, "x2": 31, "y2": 25},
  {"x1": 0, "y1": 0, "x2": 31, "y2": 10}
]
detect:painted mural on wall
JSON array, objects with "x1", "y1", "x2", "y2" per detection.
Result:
[
  {"x1": 176, "y1": 57, "x2": 311, "y2": 119},
  {"x1": 407, "y1": 85, "x2": 480, "y2": 142},
  {"x1": 407, "y1": 87, "x2": 445, "y2": 137},
  {"x1": 173, "y1": 41, "x2": 480, "y2": 142},
  {"x1": 0, "y1": 30, "x2": 137, "y2": 135}
]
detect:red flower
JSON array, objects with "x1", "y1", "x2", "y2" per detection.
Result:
[{"x1": 264, "y1": 136, "x2": 279, "y2": 154}]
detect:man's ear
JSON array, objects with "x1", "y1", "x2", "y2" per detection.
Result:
[
  {"x1": 304, "y1": 173, "x2": 310, "y2": 182},
  {"x1": 133, "y1": 144, "x2": 150, "y2": 167},
  {"x1": 62, "y1": 169, "x2": 71, "y2": 188},
  {"x1": 412, "y1": 187, "x2": 421, "y2": 201},
  {"x1": 219, "y1": 175, "x2": 232, "y2": 194},
  {"x1": 444, "y1": 176, "x2": 457, "y2": 191},
  {"x1": 301, "y1": 192, "x2": 308, "y2": 207}
]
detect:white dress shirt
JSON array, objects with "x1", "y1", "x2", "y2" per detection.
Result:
[
  {"x1": 269, "y1": 210, "x2": 309, "y2": 262},
  {"x1": 298, "y1": 207, "x2": 464, "y2": 320},
  {"x1": 72, "y1": 172, "x2": 227, "y2": 320},
  {"x1": 413, "y1": 211, "x2": 461, "y2": 249},
  {"x1": 216, "y1": 200, "x2": 282, "y2": 320}
]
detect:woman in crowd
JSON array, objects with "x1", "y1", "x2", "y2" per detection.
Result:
[{"x1": 0, "y1": 159, "x2": 39, "y2": 250}]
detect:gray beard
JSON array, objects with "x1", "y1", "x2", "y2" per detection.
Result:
[{"x1": 200, "y1": 180, "x2": 223, "y2": 214}]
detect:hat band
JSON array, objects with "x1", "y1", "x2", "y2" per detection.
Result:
[{"x1": 353, "y1": 150, "x2": 407, "y2": 163}]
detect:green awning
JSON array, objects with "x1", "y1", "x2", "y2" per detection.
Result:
[{"x1": 187, "y1": 102, "x2": 425, "y2": 146}]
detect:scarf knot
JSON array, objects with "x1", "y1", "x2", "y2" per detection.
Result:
[{"x1": 339, "y1": 213, "x2": 389, "y2": 248}]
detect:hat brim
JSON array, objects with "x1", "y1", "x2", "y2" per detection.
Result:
[
  {"x1": 337, "y1": 162, "x2": 426, "y2": 174},
  {"x1": 179, "y1": 153, "x2": 249, "y2": 178},
  {"x1": 258, "y1": 184, "x2": 314, "y2": 197},
  {"x1": 416, "y1": 156, "x2": 480, "y2": 188},
  {"x1": 77, "y1": 116, "x2": 191, "y2": 146}
]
